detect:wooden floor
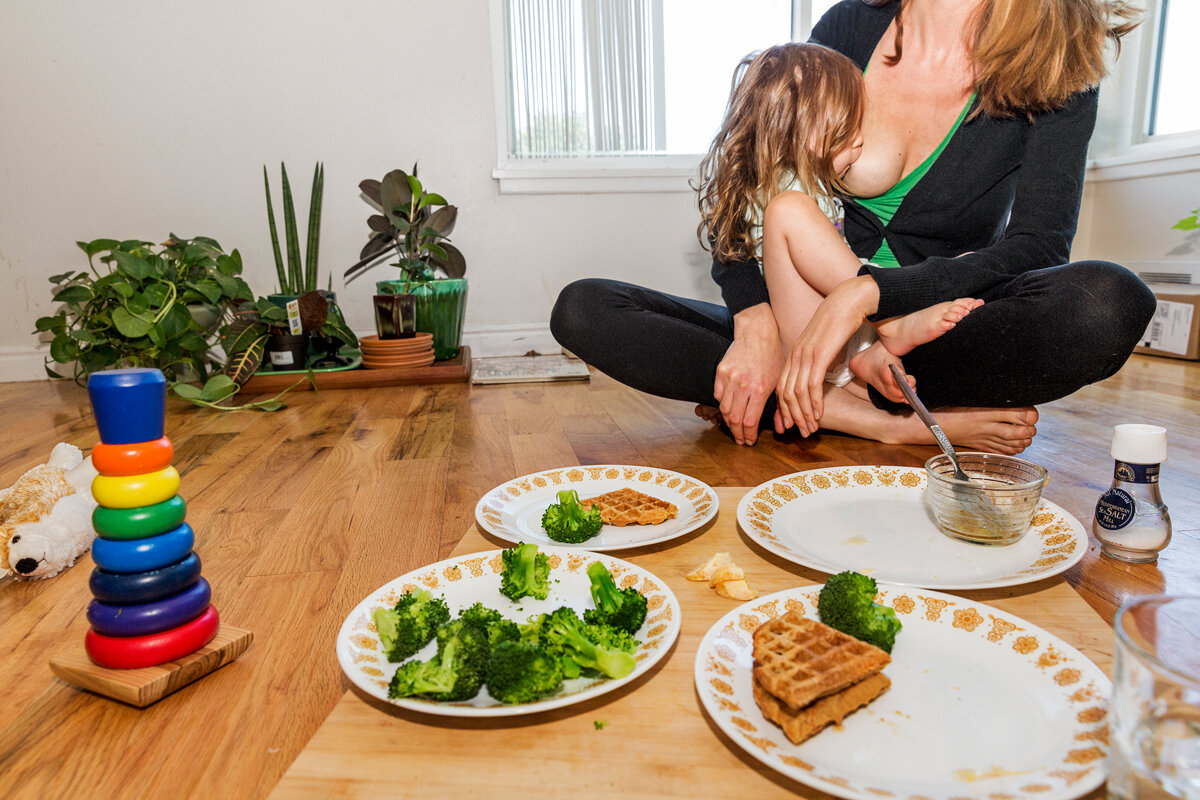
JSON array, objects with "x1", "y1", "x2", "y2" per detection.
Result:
[{"x1": 0, "y1": 353, "x2": 1196, "y2": 799}]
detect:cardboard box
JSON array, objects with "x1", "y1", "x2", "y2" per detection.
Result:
[{"x1": 1134, "y1": 283, "x2": 1200, "y2": 360}]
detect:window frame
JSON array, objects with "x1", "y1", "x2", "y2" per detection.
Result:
[
  {"x1": 489, "y1": 0, "x2": 811, "y2": 194},
  {"x1": 1086, "y1": 0, "x2": 1200, "y2": 184}
]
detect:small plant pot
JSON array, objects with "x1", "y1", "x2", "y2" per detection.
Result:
[
  {"x1": 265, "y1": 330, "x2": 309, "y2": 370},
  {"x1": 373, "y1": 294, "x2": 418, "y2": 340}
]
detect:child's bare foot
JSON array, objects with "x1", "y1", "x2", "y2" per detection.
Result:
[
  {"x1": 694, "y1": 404, "x2": 723, "y2": 425},
  {"x1": 874, "y1": 298, "x2": 983, "y2": 357},
  {"x1": 849, "y1": 341, "x2": 913, "y2": 403}
]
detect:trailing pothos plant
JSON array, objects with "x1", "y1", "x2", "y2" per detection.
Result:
[
  {"x1": 343, "y1": 165, "x2": 466, "y2": 292},
  {"x1": 36, "y1": 236, "x2": 253, "y2": 384}
]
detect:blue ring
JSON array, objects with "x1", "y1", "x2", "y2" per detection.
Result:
[
  {"x1": 89, "y1": 552, "x2": 202, "y2": 605},
  {"x1": 87, "y1": 578, "x2": 212, "y2": 637},
  {"x1": 91, "y1": 523, "x2": 194, "y2": 574}
]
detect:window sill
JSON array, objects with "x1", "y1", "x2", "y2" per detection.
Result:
[
  {"x1": 1086, "y1": 140, "x2": 1200, "y2": 183},
  {"x1": 492, "y1": 157, "x2": 701, "y2": 195}
]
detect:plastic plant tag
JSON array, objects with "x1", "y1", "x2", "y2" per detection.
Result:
[{"x1": 286, "y1": 299, "x2": 302, "y2": 335}]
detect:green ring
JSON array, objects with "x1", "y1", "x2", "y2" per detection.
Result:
[{"x1": 92, "y1": 495, "x2": 187, "y2": 540}]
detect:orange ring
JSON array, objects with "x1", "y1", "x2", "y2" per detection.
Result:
[{"x1": 92, "y1": 437, "x2": 174, "y2": 477}]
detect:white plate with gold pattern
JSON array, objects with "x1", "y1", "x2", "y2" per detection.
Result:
[
  {"x1": 475, "y1": 465, "x2": 718, "y2": 551},
  {"x1": 695, "y1": 585, "x2": 1110, "y2": 800},
  {"x1": 737, "y1": 466, "x2": 1086, "y2": 590},
  {"x1": 337, "y1": 547, "x2": 681, "y2": 716}
]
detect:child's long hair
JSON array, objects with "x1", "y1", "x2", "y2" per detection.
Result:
[{"x1": 697, "y1": 43, "x2": 865, "y2": 263}]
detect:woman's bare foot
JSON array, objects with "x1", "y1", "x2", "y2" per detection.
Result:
[
  {"x1": 819, "y1": 387, "x2": 1039, "y2": 454},
  {"x1": 882, "y1": 405, "x2": 1039, "y2": 454},
  {"x1": 849, "y1": 341, "x2": 913, "y2": 403},
  {"x1": 874, "y1": 298, "x2": 983, "y2": 357}
]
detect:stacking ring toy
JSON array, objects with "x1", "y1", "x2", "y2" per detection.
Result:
[
  {"x1": 86, "y1": 368, "x2": 167, "y2": 445},
  {"x1": 91, "y1": 466, "x2": 180, "y2": 509},
  {"x1": 85, "y1": 605, "x2": 220, "y2": 670},
  {"x1": 92, "y1": 523, "x2": 194, "y2": 574},
  {"x1": 92, "y1": 495, "x2": 187, "y2": 540},
  {"x1": 89, "y1": 552, "x2": 202, "y2": 605},
  {"x1": 92, "y1": 437, "x2": 174, "y2": 476},
  {"x1": 87, "y1": 578, "x2": 212, "y2": 637}
]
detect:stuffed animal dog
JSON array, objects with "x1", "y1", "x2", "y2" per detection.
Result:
[{"x1": 0, "y1": 443, "x2": 98, "y2": 579}]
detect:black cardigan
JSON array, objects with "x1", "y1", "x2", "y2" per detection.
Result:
[{"x1": 711, "y1": 0, "x2": 1098, "y2": 321}]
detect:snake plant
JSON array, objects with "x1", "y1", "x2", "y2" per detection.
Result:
[{"x1": 264, "y1": 162, "x2": 324, "y2": 294}]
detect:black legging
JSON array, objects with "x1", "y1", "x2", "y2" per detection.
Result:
[{"x1": 550, "y1": 261, "x2": 1156, "y2": 418}]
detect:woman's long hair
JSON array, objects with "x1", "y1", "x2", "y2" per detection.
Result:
[
  {"x1": 696, "y1": 43, "x2": 865, "y2": 262},
  {"x1": 864, "y1": 0, "x2": 1141, "y2": 117}
]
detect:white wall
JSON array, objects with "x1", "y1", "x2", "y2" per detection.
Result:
[{"x1": 0, "y1": 0, "x2": 717, "y2": 382}]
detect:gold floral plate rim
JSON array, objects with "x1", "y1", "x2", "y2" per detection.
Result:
[
  {"x1": 336, "y1": 547, "x2": 682, "y2": 717},
  {"x1": 694, "y1": 584, "x2": 1110, "y2": 800},
  {"x1": 736, "y1": 465, "x2": 1086, "y2": 590},
  {"x1": 474, "y1": 464, "x2": 719, "y2": 551}
]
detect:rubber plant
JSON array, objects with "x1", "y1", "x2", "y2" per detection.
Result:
[
  {"x1": 36, "y1": 236, "x2": 253, "y2": 384},
  {"x1": 343, "y1": 164, "x2": 466, "y2": 290}
]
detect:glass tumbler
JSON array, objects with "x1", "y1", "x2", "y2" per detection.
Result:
[{"x1": 1109, "y1": 595, "x2": 1200, "y2": 799}]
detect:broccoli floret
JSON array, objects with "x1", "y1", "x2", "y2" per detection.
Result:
[
  {"x1": 541, "y1": 489, "x2": 603, "y2": 543},
  {"x1": 389, "y1": 620, "x2": 488, "y2": 701},
  {"x1": 581, "y1": 622, "x2": 638, "y2": 654},
  {"x1": 540, "y1": 607, "x2": 636, "y2": 679},
  {"x1": 460, "y1": 601, "x2": 521, "y2": 648},
  {"x1": 499, "y1": 542, "x2": 550, "y2": 601},
  {"x1": 817, "y1": 571, "x2": 903, "y2": 653},
  {"x1": 373, "y1": 588, "x2": 451, "y2": 662},
  {"x1": 582, "y1": 561, "x2": 648, "y2": 634},
  {"x1": 485, "y1": 639, "x2": 565, "y2": 704}
]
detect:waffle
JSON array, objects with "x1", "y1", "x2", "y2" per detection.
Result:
[
  {"x1": 580, "y1": 488, "x2": 677, "y2": 527},
  {"x1": 753, "y1": 672, "x2": 891, "y2": 744},
  {"x1": 751, "y1": 611, "x2": 890, "y2": 709}
]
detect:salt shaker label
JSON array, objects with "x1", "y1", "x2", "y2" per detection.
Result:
[
  {"x1": 1095, "y1": 488, "x2": 1135, "y2": 530},
  {"x1": 1113, "y1": 461, "x2": 1158, "y2": 484}
]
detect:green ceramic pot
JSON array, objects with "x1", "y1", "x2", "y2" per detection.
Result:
[{"x1": 375, "y1": 279, "x2": 467, "y2": 360}]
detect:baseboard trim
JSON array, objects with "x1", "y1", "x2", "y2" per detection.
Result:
[
  {"x1": 2, "y1": 323, "x2": 562, "y2": 383},
  {"x1": 0, "y1": 345, "x2": 51, "y2": 384}
]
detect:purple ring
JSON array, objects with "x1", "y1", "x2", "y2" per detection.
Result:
[{"x1": 86, "y1": 578, "x2": 212, "y2": 637}]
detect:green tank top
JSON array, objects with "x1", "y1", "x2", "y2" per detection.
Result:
[{"x1": 855, "y1": 92, "x2": 977, "y2": 267}]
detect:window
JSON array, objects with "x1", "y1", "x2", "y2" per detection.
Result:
[
  {"x1": 490, "y1": 0, "x2": 840, "y2": 193},
  {"x1": 1145, "y1": 0, "x2": 1199, "y2": 138},
  {"x1": 1088, "y1": 0, "x2": 1200, "y2": 175}
]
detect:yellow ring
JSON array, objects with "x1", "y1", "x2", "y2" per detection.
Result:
[{"x1": 91, "y1": 467, "x2": 181, "y2": 509}]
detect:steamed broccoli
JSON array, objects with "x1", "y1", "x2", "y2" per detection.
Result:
[
  {"x1": 582, "y1": 561, "x2": 648, "y2": 634},
  {"x1": 373, "y1": 588, "x2": 451, "y2": 662},
  {"x1": 485, "y1": 639, "x2": 565, "y2": 704},
  {"x1": 817, "y1": 571, "x2": 903, "y2": 653},
  {"x1": 541, "y1": 489, "x2": 603, "y2": 543},
  {"x1": 499, "y1": 542, "x2": 551, "y2": 601},
  {"x1": 540, "y1": 607, "x2": 636, "y2": 679},
  {"x1": 460, "y1": 601, "x2": 521, "y2": 648},
  {"x1": 389, "y1": 620, "x2": 489, "y2": 701}
]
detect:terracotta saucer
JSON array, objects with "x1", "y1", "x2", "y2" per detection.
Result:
[
  {"x1": 360, "y1": 333, "x2": 432, "y2": 349},
  {"x1": 361, "y1": 352, "x2": 436, "y2": 370}
]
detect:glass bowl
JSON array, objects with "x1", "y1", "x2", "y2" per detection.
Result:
[{"x1": 924, "y1": 452, "x2": 1050, "y2": 545}]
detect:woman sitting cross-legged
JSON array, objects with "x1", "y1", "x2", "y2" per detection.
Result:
[{"x1": 550, "y1": 0, "x2": 1154, "y2": 455}]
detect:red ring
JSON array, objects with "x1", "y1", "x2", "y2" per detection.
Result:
[
  {"x1": 85, "y1": 605, "x2": 219, "y2": 669},
  {"x1": 92, "y1": 437, "x2": 174, "y2": 477}
]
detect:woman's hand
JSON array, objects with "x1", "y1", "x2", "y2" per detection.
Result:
[
  {"x1": 777, "y1": 275, "x2": 880, "y2": 433},
  {"x1": 714, "y1": 304, "x2": 784, "y2": 445}
]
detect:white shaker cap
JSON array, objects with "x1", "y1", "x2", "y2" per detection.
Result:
[{"x1": 1111, "y1": 424, "x2": 1167, "y2": 464}]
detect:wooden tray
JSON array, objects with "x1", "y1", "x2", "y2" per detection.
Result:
[
  {"x1": 271, "y1": 487, "x2": 1111, "y2": 799},
  {"x1": 240, "y1": 347, "x2": 471, "y2": 393}
]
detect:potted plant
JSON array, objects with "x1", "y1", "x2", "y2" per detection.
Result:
[
  {"x1": 263, "y1": 162, "x2": 352, "y2": 363},
  {"x1": 35, "y1": 235, "x2": 253, "y2": 383},
  {"x1": 344, "y1": 165, "x2": 467, "y2": 357}
]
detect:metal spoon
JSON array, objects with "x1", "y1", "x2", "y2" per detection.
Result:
[{"x1": 888, "y1": 364, "x2": 1004, "y2": 523}]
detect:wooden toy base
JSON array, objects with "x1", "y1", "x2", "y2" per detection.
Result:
[{"x1": 49, "y1": 625, "x2": 253, "y2": 707}]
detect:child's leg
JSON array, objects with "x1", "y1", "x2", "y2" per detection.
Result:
[{"x1": 761, "y1": 191, "x2": 863, "y2": 348}]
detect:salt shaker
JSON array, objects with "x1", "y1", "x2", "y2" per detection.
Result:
[{"x1": 1093, "y1": 424, "x2": 1171, "y2": 562}]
